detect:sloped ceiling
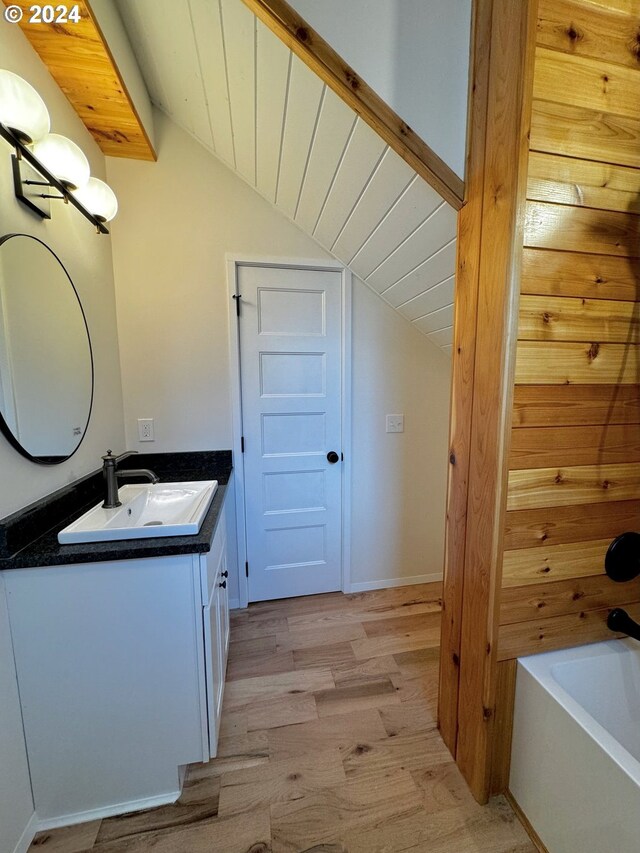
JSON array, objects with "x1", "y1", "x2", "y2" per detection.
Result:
[{"x1": 116, "y1": 0, "x2": 457, "y2": 352}]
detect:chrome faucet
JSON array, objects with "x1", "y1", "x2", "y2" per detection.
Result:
[{"x1": 102, "y1": 450, "x2": 160, "y2": 509}]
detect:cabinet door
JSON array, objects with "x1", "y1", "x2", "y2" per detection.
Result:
[{"x1": 203, "y1": 587, "x2": 224, "y2": 758}]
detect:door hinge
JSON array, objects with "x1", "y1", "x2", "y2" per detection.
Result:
[
  {"x1": 232, "y1": 293, "x2": 241, "y2": 317},
  {"x1": 241, "y1": 436, "x2": 245, "y2": 453},
  {"x1": 245, "y1": 561, "x2": 249, "y2": 578}
]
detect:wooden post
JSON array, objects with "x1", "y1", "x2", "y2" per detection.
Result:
[{"x1": 438, "y1": 0, "x2": 539, "y2": 803}]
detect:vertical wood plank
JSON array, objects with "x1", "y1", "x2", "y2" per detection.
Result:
[
  {"x1": 438, "y1": 0, "x2": 493, "y2": 759},
  {"x1": 455, "y1": 0, "x2": 539, "y2": 803},
  {"x1": 489, "y1": 660, "x2": 517, "y2": 795}
]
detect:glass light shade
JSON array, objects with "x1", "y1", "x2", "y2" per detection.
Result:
[
  {"x1": 73, "y1": 177, "x2": 118, "y2": 223},
  {"x1": 0, "y1": 69, "x2": 50, "y2": 144},
  {"x1": 32, "y1": 133, "x2": 90, "y2": 190}
]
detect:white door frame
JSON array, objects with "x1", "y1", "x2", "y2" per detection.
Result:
[{"x1": 226, "y1": 255, "x2": 352, "y2": 609}]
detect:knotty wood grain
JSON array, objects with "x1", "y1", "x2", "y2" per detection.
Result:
[
  {"x1": 454, "y1": 0, "x2": 539, "y2": 805},
  {"x1": 537, "y1": 0, "x2": 640, "y2": 71},
  {"x1": 498, "y1": 602, "x2": 640, "y2": 659},
  {"x1": 527, "y1": 151, "x2": 640, "y2": 214},
  {"x1": 2, "y1": 0, "x2": 156, "y2": 160},
  {"x1": 531, "y1": 99, "x2": 640, "y2": 167},
  {"x1": 524, "y1": 200, "x2": 640, "y2": 257},
  {"x1": 507, "y1": 462, "x2": 640, "y2": 510},
  {"x1": 504, "y1": 499, "x2": 640, "y2": 549},
  {"x1": 515, "y1": 341, "x2": 640, "y2": 384},
  {"x1": 534, "y1": 45, "x2": 640, "y2": 120},
  {"x1": 502, "y1": 538, "x2": 609, "y2": 586},
  {"x1": 521, "y1": 249, "x2": 640, "y2": 302},
  {"x1": 518, "y1": 295, "x2": 640, "y2": 343},
  {"x1": 489, "y1": 660, "x2": 517, "y2": 796},
  {"x1": 500, "y1": 573, "x2": 640, "y2": 624},
  {"x1": 509, "y1": 423, "x2": 640, "y2": 468},
  {"x1": 512, "y1": 385, "x2": 640, "y2": 427},
  {"x1": 438, "y1": 0, "x2": 494, "y2": 759}
]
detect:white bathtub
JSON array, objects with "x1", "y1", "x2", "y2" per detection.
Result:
[{"x1": 510, "y1": 639, "x2": 640, "y2": 853}]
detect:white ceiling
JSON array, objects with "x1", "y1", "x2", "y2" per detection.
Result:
[{"x1": 116, "y1": 0, "x2": 457, "y2": 352}]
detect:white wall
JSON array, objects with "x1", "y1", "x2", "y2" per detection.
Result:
[
  {"x1": 108, "y1": 111, "x2": 450, "y2": 588},
  {"x1": 288, "y1": 0, "x2": 471, "y2": 178},
  {"x1": 0, "y1": 24, "x2": 126, "y2": 517}
]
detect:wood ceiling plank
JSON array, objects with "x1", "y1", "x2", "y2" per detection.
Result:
[
  {"x1": 413, "y1": 303, "x2": 455, "y2": 336},
  {"x1": 2, "y1": 0, "x2": 155, "y2": 160},
  {"x1": 221, "y1": 0, "x2": 257, "y2": 185},
  {"x1": 240, "y1": 0, "x2": 465, "y2": 209},
  {"x1": 384, "y1": 240, "x2": 457, "y2": 306},
  {"x1": 191, "y1": 0, "x2": 236, "y2": 167},
  {"x1": 350, "y1": 177, "x2": 442, "y2": 282},
  {"x1": 397, "y1": 275, "x2": 456, "y2": 324},
  {"x1": 294, "y1": 90, "x2": 355, "y2": 234},
  {"x1": 331, "y1": 148, "x2": 414, "y2": 266},
  {"x1": 255, "y1": 19, "x2": 290, "y2": 201},
  {"x1": 276, "y1": 56, "x2": 324, "y2": 219},
  {"x1": 313, "y1": 118, "x2": 385, "y2": 248},
  {"x1": 366, "y1": 204, "x2": 457, "y2": 293}
]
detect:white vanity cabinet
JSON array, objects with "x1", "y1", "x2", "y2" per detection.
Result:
[{"x1": 2, "y1": 486, "x2": 233, "y2": 827}]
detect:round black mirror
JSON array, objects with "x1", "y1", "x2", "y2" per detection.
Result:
[{"x1": 0, "y1": 233, "x2": 94, "y2": 464}]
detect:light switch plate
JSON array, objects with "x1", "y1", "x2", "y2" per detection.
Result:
[
  {"x1": 137, "y1": 418, "x2": 155, "y2": 441},
  {"x1": 386, "y1": 414, "x2": 404, "y2": 433}
]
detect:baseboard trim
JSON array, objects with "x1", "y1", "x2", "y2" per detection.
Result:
[
  {"x1": 13, "y1": 812, "x2": 38, "y2": 853},
  {"x1": 347, "y1": 573, "x2": 443, "y2": 593},
  {"x1": 228, "y1": 597, "x2": 240, "y2": 610},
  {"x1": 35, "y1": 789, "x2": 181, "y2": 831},
  {"x1": 505, "y1": 789, "x2": 549, "y2": 853}
]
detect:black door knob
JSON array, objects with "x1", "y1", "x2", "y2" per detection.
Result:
[
  {"x1": 327, "y1": 451, "x2": 339, "y2": 464},
  {"x1": 219, "y1": 579, "x2": 227, "y2": 589}
]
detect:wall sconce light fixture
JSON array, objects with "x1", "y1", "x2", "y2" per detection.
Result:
[{"x1": 0, "y1": 70, "x2": 117, "y2": 234}]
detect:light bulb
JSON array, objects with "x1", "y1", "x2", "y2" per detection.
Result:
[
  {"x1": 32, "y1": 133, "x2": 90, "y2": 190},
  {"x1": 0, "y1": 69, "x2": 50, "y2": 144},
  {"x1": 73, "y1": 177, "x2": 118, "y2": 223}
]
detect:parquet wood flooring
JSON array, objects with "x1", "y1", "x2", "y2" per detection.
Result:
[{"x1": 30, "y1": 583, "x2": 535, "y2": 853}]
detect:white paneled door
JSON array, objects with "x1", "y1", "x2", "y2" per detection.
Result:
[{"x1": 238, "y1": 265, "x2": 343, "y2": 602}]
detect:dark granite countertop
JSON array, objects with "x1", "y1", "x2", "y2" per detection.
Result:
[{"x1": 0, "y1": 451, "x2": 232, "y2": 570}]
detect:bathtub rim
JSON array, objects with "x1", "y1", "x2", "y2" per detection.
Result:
[{"x1": 517, "y1": 637, "x2": 640, "y2": 787}]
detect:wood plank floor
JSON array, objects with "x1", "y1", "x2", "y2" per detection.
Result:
[{"x1": 29, "y1": 583, "x2": 536, "y2": 852}]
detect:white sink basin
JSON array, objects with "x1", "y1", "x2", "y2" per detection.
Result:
[{"x1": 58, "y1": 481, "x2": 218, "y2": 544}]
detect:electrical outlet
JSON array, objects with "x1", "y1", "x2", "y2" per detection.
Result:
[
  {"x1": 386, "y1": 414, "x2": 404, "y2": 433},
  {"x1": 137, "y1": 418, "x2": 155, "y2": 441}
]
